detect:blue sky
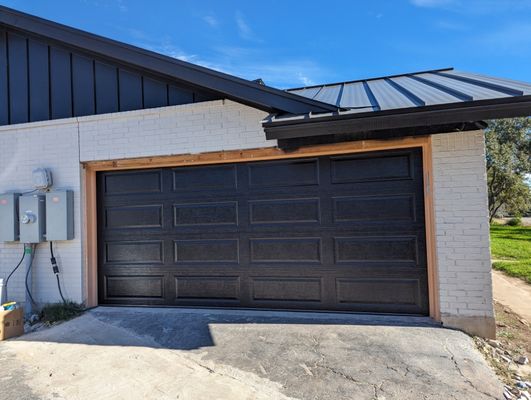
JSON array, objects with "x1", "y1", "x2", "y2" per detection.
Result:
[{"x1": 3, "y1": 0, "x2": 531, "y2": 88}]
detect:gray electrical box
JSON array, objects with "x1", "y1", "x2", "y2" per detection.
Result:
[
  {"x1": 19, "y1": 194, "x2": 46, "y2": 243},
  {"x1": 0, "y1": 193, "x2": 20, "y2": 242},
  {"x1": 46, "y1": 190, "x2": 74, "y2": 241}
]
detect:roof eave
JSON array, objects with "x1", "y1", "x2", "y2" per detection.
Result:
[
  {"x1": 263, "y1": 95, "x2": 531, "y2": 140},
  {"x1": 0, "y1": 6, "x2": 337, "y2": 115}
]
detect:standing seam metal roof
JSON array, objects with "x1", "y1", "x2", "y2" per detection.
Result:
[{"x1": 287, "y1": 68, "x2": 531, "y2": 112}]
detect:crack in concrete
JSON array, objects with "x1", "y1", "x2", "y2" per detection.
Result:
[
  {"x1": 442, "y1": 338, "x2": 498, "y2": 400},
  {"x1": 307, "y1": 333, "x2": 383, "y2": 399}
]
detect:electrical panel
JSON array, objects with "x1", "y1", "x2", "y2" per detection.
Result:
[
  {"x1": 0, "y1": 193, "x2": 20, "y2": 242},
  {"x1": 46, "y1": 190, "x2": 74, "y2": 241},
  {"x1": 19, "y1": 195, "x2": 46, "y2": 243}
]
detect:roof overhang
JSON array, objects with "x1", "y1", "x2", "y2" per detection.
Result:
[{"x1": 263, "y1": 95, "x2": 531, "y2": 140}]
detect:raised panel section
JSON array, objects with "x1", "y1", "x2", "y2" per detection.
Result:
[
  {"x1": 173, "y1": 165, "x2": 236, "y2": 191},
  {"x1": 336, "y1": 278, "x2": 420, "y2": 305},
  {"x1": 8, "y1": 32, "x2": 28, "y2": 124},
  {"x1": 248, "y1": 159, "x2": 319, "y2": 188},
  {"x1": 250, "y1": 238, "x2": 321, "y2": 263},
  {"x1": 174, "y1": 240, "x2": 239, "y2": 263},
  {"x1": 72, "y1": 54, "x2": 95, "y2": 116},
  {"x1": 50, "y1": 47, "x2": 72, "y2": 119},
  {"x1": 0, "y1": 32, "x2": 8, "y2": 125},
  {"x1": 119, "y1": 69, "x2": 143, "y2": 111},
  {"x1": 143, "y1": 77, "x2": 167, "y2": 108},
  {"x1": 105, "y1": 241, "x2": 163, "y2": 264},
  {"x1": 104, "y1": 170, "x2": 162, "y2": 194},
  {"x1": 174, "y1": 202, "x2": 237, "y2": 226},
  {"x1": 252, "y1": 278, "x2": 322, "y2": 302},
  {"x1": 250, "y1": 198, "x2": 320, "y2": 224},
  {"x1": 95, "y1": 61, "x2": 118, "y2": 113},
  {"x1": 105, "y1": 205, "x2": 163, "y2": 228},
  {"x1": 175, "y1": 277, "x2": 240, "y2": 300},
  {"x1": 105, "y1": 275, "x2": 164, "y2": 298},
  {"x1": 335, "y1": 236, "x2": 417, "y2": 263},
  {"x1": 334, "y1": 195, "x2": 415, "y2": 222},
  {"x1": 28, "y1": 40, "x2": 49, "y2": 122},
  {"x1": 169, "y1": 85, "x2": 194, "y2": 105},
  {"x1": 331, "y1": 154, "x2": 412, "y2": 183}
]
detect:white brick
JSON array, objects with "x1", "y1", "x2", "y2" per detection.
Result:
[{"x1": 431, "y1": 130, "x2": 493, "y2": 318}]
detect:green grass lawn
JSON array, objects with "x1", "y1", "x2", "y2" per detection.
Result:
[{"x1": 490, "y1": 224, "x2": 531, "y2": 283}]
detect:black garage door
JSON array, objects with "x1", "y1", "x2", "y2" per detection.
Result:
[{"x1": 97, "y1": 148, "x2": 429, "y2": 314}]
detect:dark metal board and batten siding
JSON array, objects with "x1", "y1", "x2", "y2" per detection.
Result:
[
  {"x1": 0, "y1": 28, "x2": 219, "y2": 126},
  {"x1": 97, "y1": 148, "x2": 429, "y2": 315}
]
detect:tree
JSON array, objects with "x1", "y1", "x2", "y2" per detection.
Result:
[{"x1": 485, "y1": 117, "x2": 531, "y2": 221}]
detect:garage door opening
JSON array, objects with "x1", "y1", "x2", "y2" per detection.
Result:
[{"x1": 97, "y1": 148, "x2": 429, "y2": 314}]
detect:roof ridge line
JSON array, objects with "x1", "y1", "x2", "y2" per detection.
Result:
[{"x1": 286, "y1": 67, "x2": 455, "y2": 91}]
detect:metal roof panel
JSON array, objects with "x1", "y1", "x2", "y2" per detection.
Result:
[
  {"x1": 416, "y1": 73, "x2": 512, "y2": 101},
  {"x1": 444, "y1": 70, "x2": 531, "y2": 95},
  {"x1": 389, "y1": 76, "x2": 463, "y2": 106},
  {"x1": 365, "y1": 79, "x2": 417, "y2": 110},
  {"x1": 313, "y1": 85, "x2": 342, "y2": 106},
  {"x1": 339, "y1": 82, "x2": 374, "y2": 109}
]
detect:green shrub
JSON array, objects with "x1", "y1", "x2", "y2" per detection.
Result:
[
  {"x1": 40, "y1": 301, "x2": 84, "y2": 325},
  {"x1": 507, "y1": 217, "x2": 523, "y2": 226}
]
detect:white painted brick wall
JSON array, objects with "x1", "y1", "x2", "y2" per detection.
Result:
[
  {"x1": 78, "y1": 100, "x2": 271, "y2": 161},
  {"x1": 0, "y1": 120, "x2": 82, "y2": 304},
  {"x1": 431, "y1": 130, "x2": 494, "y2": 318},
  {"x1": 0, "y1": 100, "x2": 493, "y2": 321}
]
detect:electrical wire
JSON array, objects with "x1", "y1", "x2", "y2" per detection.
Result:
[
  {"x1": 25, "y1": 244, "x2": 36, "y2": 306},
  {"x1": 50, "y1": 241, "x2": 66, "y2": 303},
  {"x1": 3, "y1": 244, "x2": 26, "y2": 302},
  {"x1": 55, "y1": 275, "x2": 66, "y2": 303},
  {"x1": 21, "y1": 188, "x2": 39, "y2": 195}
]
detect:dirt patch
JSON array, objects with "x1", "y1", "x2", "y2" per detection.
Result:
[{"x1": 475, "y1": 301, "x2": 531, "y2": 398}]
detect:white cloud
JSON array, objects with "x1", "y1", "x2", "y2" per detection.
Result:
[
  {"x1": 297, "y1": 73, "x2": 315, "y2": 87},
  {"x1": 128, "y1": 41, "x2": 327, "y2": 88},
  {"x1": 202, "y1": 15, "x2": 218, "y2": 28},
  {"x1": 235, "y1": 11, "x2": 255, "y2": 40},
  {"x1": 410, "y1": 0, "x2": 455, "y2": 7}
]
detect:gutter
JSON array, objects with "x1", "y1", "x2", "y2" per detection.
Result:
[{"x1": 263, "y1": 95, "x2": 531, "y2": 140}]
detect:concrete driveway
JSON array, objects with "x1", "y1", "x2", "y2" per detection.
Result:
[{"x1": 0, "y1": 307, "x2": 502, "y2": 400}]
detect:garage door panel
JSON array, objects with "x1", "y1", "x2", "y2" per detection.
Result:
[
  {"x1": 105, "y1": 240, "x2": 164, "y2": 264},
  {"x1": 104, "y1": 275, "x2": 165, "y2": 300},
  {"x1": 174, "y1": 239, "x2": 240, "y2": 263},
  {"x1": 249, "y1": 198, "x2": 321, "y2": 224},
  {"x1": 98, "y1": 148, "x2": 429, "y2": 314},
  {"x1": 175, "y1": 276, "x2": 241, "y2": 301},
  {"x1": 334, "y1": 236, "x2": 418, "y2": 263},
  {"x1": 173, "y1": 201, "x2": 238, "y2": 226},
  {"x1": 105, "y1": 204, "x2": 164, "y2": 229},
  {"x1": 248, "y1": 159, "x2": 319, "y2": 188},
  {"x1": 250, "y1": 238, "x2": 322, "y2": 263},
  {"x1": 250, "y1": 277, "x2": 323, "y2": 303},
  {"x1": 333, "y1": 194, "x2": 416, "y2": 223},
  {"x1": 172, "y1": 165, "x2": 237, "y2": 192},
  {"x1": 104, "y1": 170, "x2": 163, "y2": 195},
  {"x1": 336, "y1": 278, "x2": 420, "y2": 305},
  {"x1": 330, "y1": 153, "x2": 414, "y2": 183}
]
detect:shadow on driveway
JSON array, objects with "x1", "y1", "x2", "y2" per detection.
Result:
[{"x1": 19, "y1": 306, "x2": 440, "y2": 350}]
